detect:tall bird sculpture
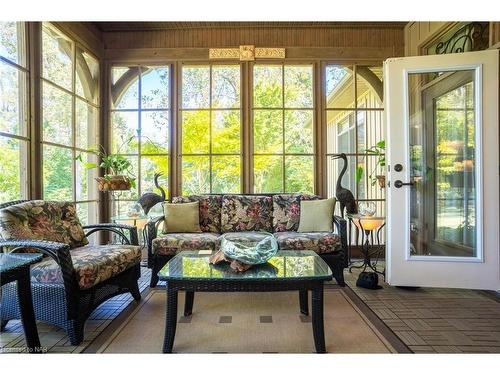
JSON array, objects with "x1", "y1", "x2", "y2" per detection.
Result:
[
  {"x1": 332, "y1": 153, "x2": 358, "y2": 218},
  {"x1": 137, "y1": 172, "x2": 167, "y2": 215}
]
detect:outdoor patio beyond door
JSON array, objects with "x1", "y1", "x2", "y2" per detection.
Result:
[{"x1": 409, "y1": 70, "x2": 477, "y2": 258}]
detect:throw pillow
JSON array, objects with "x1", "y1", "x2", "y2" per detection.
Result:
[
  {"x1": 297, "y1": 198, "x2": 336, "y2": 232},
  {"x1": 163, "y1": 201, "x2": 202, "y2": 233}
]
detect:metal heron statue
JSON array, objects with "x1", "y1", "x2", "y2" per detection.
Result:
[
  {"x1": 137, "y1": 172, "x2": 167, "y2": 215},
  {"x1": 331, "y1": 153, "x2": 358, "y2": 218}
]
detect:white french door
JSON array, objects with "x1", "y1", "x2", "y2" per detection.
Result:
[{"x1": 384, "y1": 49, "x2": 499, "y2": 291}]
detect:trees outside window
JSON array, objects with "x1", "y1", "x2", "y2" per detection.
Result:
[
  {"x1": 110, "y1": 65, "x2": 170, "y2": 214},
  {"x1": 41, "y1": 23, "x2": 100, "y2": 224},
  {"x1": 253, "y1": 64, "x2": 315, "y2": 194},
  {"x1": 0, "y1": 22, "x2": 29, "y2": 203},
  {"x1": 180, "y1": 64, "x2": 241, "y2": 195}
]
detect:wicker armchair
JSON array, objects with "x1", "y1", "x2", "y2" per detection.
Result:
[{"x1": 0, "y1": 200, "x2": 142, "y2": 345}]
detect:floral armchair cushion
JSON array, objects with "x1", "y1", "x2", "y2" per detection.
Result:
[
  {"x1": 152, "y1": 232, "x2": 219, "y2": 256},
  {"x1": 172, "y1": 195, "x2": 222, "y2": 233},
  {"x1": 0, "y1": 200, "x2": 88, "y2": 249},
  {"x1": 221, "y1": 195, "x2": 273, "y2": 233},
  {"x1": 30, "y1": 244, "x2": 141, "y2": 290},
  {"x1": 272, "y1": 194, "x2": 320, "y2": 232},
  {"x1": 273, "y1": 231, "x2": 341, "y2": 254}
]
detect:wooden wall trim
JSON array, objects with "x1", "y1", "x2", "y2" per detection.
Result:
[
  {"x1": 102, "y1": 25, "x2": 405, "y2": 52},
  {"x1": 94, "y1": 22, "x2": 407, "y2": 33},
  {"x1": 104, "y1": 46, "x2": 402, "y2": 64}
]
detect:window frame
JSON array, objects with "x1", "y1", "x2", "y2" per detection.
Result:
[
  {"x1": 0, "y1": 21, "x2": 30, "y2": 202},
  {"x1": 178, "y1": 61, "x2": 244, "y2": 195},
  {"x1": 40, "y1": 22, "x2": 100, "y2": 224},
  {"x1": 109, "y1": 63, "x2": 173, "y2": 214},
  {"x1": 322, "y1": 63, "x2": 385, "y2": 242},
  {"x1": 250, "y1": 61, "x2": 317, "y2": 194}
]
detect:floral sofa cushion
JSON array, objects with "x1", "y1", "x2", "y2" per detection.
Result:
[
  {"x1": 30, "y1": 244, "x2": 141, "y2": 290},
  {"x1": 152, "y1": 232, "x2": 220, "y2": 256},
  {"x1": 0, "y1": 200, "x2": 88, "y2": 249},
  {"x1": 221, "y1": 195, "x2": 273, "y2": 233},
  {"x1": 272, "y1": 194, "x2": 320, "y2": 232},
  {"x1": 273, "y1": 231, "x2": 341, "y2": 254},
  {"x1": 172, "y1": 195, "x2": 222, "y2": 233}
]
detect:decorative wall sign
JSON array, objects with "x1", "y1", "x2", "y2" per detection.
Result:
[
  {"x1": 209, "y1": 45, "x2": 286, "y2": 60},
  {"x1": 255, "y1": 48, "x2": 286, "y2": 59},
  {"x1": 208, "y1": 48, "x2": 240, "y2": 59}
]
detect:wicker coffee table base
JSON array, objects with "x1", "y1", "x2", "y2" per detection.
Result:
[{"x1": 162, "y1": 279, "x2": 327, "y2": 353}]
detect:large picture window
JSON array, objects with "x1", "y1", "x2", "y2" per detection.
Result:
[
  {"x1": 180, "y1": 64, "x2": 241, "y2": 195},
  {"x1": 41, "y1": 23, "x2": 100, "y2": 224},
  {"x1": 325, "y1": 65, "x2": 385, "y2": 223},
  {"x1": 0, "y1": 22, "x2": 29, "y2": 202},
  {"x1": 252, "y1": 64, "x2": 315, "y2": 194},
  {"x1": 107, "y1": 62, "x2": 383, "y2": 213},
  {"x1": 110, "y1": 65, "x2": 171, "y2": 214}
]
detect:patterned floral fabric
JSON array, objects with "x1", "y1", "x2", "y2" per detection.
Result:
[
  {"x1": 273, "y1": 231, "x2": 341, "y2": 254},
  {"x1": 221, "y1": 195, "x2": 273, "y2": 233},
  {"x1": 0, "y1": 200, "x2": 88, "y2": 249},
  {"x1": 152, "y1": 232, "x2": 220, "y2": 256},
  {"x1": 30, "y1": 244, "x2": 141, "y2": 290},
  {"x1": 172, "y1": 195, "x2": 222, "y2": 233},
  {"x1": 272, "y1": 194, "x2": 320, "y2": 232}
]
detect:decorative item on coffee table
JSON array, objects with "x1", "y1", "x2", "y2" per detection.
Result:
[{"x1": 210, "y1": 232, "x2": 278, "y2": 272}]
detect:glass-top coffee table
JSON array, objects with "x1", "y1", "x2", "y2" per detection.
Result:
[{"x1": 158, "y1": 250, "x2": 333, "y2": 353}]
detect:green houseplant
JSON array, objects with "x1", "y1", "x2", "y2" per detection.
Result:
[
  {"x1": 356, "y1": 140, "x2": 386, "y2": 188},
  {"x1": 76, "y1": 145, "x2": 136, "y2": 192}
]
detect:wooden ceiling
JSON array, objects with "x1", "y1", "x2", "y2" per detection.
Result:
[{"x1": 93, "y1": 22, "x2": 407, "y2": 32}]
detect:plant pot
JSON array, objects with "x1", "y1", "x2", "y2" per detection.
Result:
[
  {"x1": 96, "y1": 175, "x2": 131, "y2": 191},
  {"x1": 376, "y1": 175, "x2": 386, "y2": 188}
]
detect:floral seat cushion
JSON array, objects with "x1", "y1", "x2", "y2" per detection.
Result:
[
  {"x1": 152, "y1": 232, "x2": 220, "y2": 256},
  {"x1": 273, "y1": 231, "x2": 341, "y2": 254},
  {"x1": 172, "y1": 195, "x2": 222, "y2": 233},
  {"x1": 272, "y1": 194, "x2": 320, "y2": 232},
  {"x1": 0, "y1": 200, "x2": 88, "y2": 249},
  {"x1": 30, "y1": 244, "x2": 141, "y2": 290},
  {"x1": 221, "y1": 195, "x2": 273, "y2": 233}
]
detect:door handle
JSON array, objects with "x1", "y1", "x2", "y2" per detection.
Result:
[{"x1": 394, "y1": 180, "x2": 413, "y2": 188}]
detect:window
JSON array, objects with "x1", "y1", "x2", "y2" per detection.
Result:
[
  {"x1": 180, "y1": 64, "x2": 241, "y2": 195},
  {"x1": 110, "y1": 65, "x2": 171, "y2": 214},
  {"x1": 325, "y1": 65, "x2": 385, "y2": 222},
  {"x1": 41, "y1": 23, "x2": 100, "y2": 224},
  {"x1": 0, "y1": 22, "x2": 29, "y2": 202},
  {"x1": 252, "y1": 64, "x2": 314, "y2": 193}
]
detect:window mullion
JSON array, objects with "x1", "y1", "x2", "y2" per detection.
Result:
[{"x1": 282, "y1": 64, "x2": 286, "y2": 193}]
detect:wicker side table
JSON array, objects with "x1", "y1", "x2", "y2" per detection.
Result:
[{"x1": 1, "y1": 253, "x2": 43, "y2": 353}]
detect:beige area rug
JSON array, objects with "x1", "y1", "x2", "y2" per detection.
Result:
[{"x1": 96, "y1": 288, "x2": 396, "y2": 353}]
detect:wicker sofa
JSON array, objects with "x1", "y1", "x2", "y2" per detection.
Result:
[
  {"x1": 146, "y1": 194, "x2": 347, "y2": 287},
  {"x1": 0, "y1": 200, "x2": 142, "y2": 345}
]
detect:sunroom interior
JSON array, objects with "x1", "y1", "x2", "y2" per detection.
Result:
[{"x1": 0, "y1": 20, "x2": 499, "y2": 355}]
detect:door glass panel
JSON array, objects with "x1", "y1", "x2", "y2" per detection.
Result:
[{"x1": 408, "y1": 69, "x2": 477, "y2": 257}]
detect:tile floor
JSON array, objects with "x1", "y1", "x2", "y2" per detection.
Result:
[
  {"x1": 1, "y1": 258, "x2": 500, "y2": 354},
  {"x1": 344, "y1": 262, "x2": 500, "y2": 353}
]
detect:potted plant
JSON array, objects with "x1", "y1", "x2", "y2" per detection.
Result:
[
  {"x1": 76, "y1": 145, "x2": 136, "y2": 192},
  {"x1": 356, "y1": 140, "x2": 386, "y2": 188}
]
